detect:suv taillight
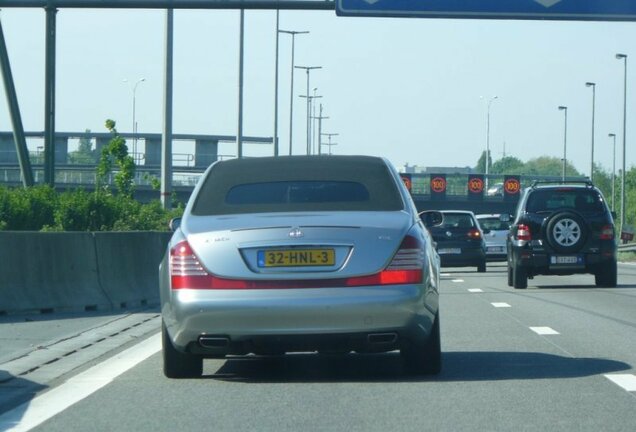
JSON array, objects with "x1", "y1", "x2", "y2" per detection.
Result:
[
  {"x1": 467, "y1": 228, "x2": 482, "y2": 239},
  {"x1": 517, "y1": 224, "x2": 531, "y2": 241},
  {"x1": 599, "y1": 225, "x2": 614, "y2": 240}
]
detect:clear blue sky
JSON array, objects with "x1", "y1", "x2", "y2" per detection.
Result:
[{"x1": 0, "y1": 6, "x2": 634, "y2": 175}]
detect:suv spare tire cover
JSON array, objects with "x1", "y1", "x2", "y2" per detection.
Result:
[{"x1": 545, "y1": 211, "x2": 587, "y2": 253}]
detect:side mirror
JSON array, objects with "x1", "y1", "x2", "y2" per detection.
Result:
[
  {"x1": 482, "y1": 228, "x2": 491, "y2": 235},
  {"x1": 169, "y1": 217, "x2": 182, "y2": 232},
  {"x1": 419, "y1": 210, "x2": 443, "y2": 228}
]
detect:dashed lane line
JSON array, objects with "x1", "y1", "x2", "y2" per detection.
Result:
[
  {"x1": 467, "y1": 288, "x2": 483, "y2": 293},
  {"x1": 604, "y1": 374, "x2": 636, "y2": 392},
  {"x1": 491, "y1": 302, "x2": 511, "y2": 308},
  {"x1": 529, "y1": 326, "x2": 560, "y2": 335},
  {"x1": 452, "y1": 279, "x2": 464, "y2": 283}
]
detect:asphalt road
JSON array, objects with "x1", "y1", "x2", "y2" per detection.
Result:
[{"x1": 2, "y1": 262, "x2": 636, "y2": 432}]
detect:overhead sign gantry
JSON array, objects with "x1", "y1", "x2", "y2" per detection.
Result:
[{"x1": 336, "y1": 0, "x2": 636, "y2": 21}]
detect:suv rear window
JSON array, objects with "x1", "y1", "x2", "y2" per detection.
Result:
[
  {"x1": 439, "y1": 213, "x2": 476, "y2": 229},
  {"x1": 191, "y1": 156, "x2": 404, "y2": 215},
  {"x1": 526, "y1": 189, "x2": 604, "y2": 213},
  {"x1": 478, "y1": 217, "x2": 510, "y2": 231}
]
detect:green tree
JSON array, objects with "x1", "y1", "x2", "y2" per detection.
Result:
[
  {"x1": 490, "y1": 156, "x2": 525, "y2": 175},
  {"x1": 523, "y1": 156, "x2": 581, "y2": 178},
  {"x1": 97, "y1": 120, "x2": 136, "y2": 197},
  {"x1": 475, "y1": 150, "x2": 492, "y2": 174},
  {"x1": 68, "y1": 130, "x2": 96, "y2": 164}
]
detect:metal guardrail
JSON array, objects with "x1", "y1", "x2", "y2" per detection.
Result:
[{"x1": 617, "y1": 243, "x2": 636, "y2": 252}]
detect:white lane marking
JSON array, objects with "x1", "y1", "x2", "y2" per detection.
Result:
[
  {"x1": 468, "y1": 288, "x2": 483, "y2": 293},
  {"x1": 530, "y1": 326, "x2": 560, "y2": 335},
  {"x1": 0, "y1": 332, "x2": 161, "y2": 432},
  {"x1": 604, "y1": 374, "x2": 636, "y2": 392},
  {"x1": 440, "y1": 273, "x2": 451, "y2": 277},
  {"x1": 491, "y1": 302, "x2": 511, "y2": 308},
  {"x1": 452, "y1": 279, "x2": 464, "y2": 283}
]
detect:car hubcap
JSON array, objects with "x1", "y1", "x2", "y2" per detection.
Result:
[{"x1": 553, "y1": 218, "x2": 581, "y2": 246}]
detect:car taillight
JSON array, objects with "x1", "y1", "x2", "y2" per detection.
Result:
[
  {"x1": 599, "y1": 225, "x2": 614, "y2": 240},
  {"x1": 170, "y1": 241, "x2": 208, "y2": 288},
  {"x1": 517, "y1": 224, "x2": 531, "y2": 241},
  {"x1": 467, "y1": 228, "x2": 482, "y2": 239},
  {"x1": 170, "y1": 235, "x2": 424, "y2": 290}
]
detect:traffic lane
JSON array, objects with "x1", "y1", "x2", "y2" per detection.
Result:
[
  {"x1": 442, "y1": 262, "x2": 636, "y2": 370},
  {"x1": 30, "y1": 273, "x2": 635, "y2": 432}
]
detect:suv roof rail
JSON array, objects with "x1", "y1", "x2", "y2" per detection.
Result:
[{"x1": 530, "y1": 180, "x2": 594, "y2": 188}]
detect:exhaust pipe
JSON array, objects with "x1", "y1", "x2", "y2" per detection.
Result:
[
  {"x1": 367, "y1": 333, "x2": 398, "y2": 344},
  {"x1": 199, "y1": 336, "x2": 230, "y2": 348}
]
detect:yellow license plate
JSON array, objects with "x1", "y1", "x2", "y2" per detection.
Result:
[{"x1": 258, "y1": 249, "x2": 335, "y2": 267}]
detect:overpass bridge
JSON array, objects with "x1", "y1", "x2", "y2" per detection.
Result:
[{"x1": 0, "y1": 131, "x2": 586, "y2": 212}]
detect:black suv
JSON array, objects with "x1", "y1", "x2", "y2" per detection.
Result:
[{"x1": 507, "y1": 181, "x2": 617, "y2": 289}]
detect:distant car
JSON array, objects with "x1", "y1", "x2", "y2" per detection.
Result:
[
  {"x1": 486, "y1": 183, "x2": 504, "y2": 197},
  {"x1": 476, "y1": 214, "x2": 511, "y2": 262},
  {"x1": 421, "y1": 210, "x2": 486, "y2": 272},
  {"x1": 507, "y1": 180, "x2": 617, "y2": 289},
  {"x1": 160, "y1": 155, "x2": 442, "y2": 378}
]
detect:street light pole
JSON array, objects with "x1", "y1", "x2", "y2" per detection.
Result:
[
  {"x1": 314, "y1": 103, "x2": 329, "y2": 155},
  {"x1": 321, "y1": 132, "x2": 338, "y2": 155},
  {"x1": 616, "y1": 53, "x2": 628, "y2": 233},
  {"x1": 237, "y1": 9, "x2": 245, "y2": 158},
  {"x1": 279, "y1": 29, "x2": 308, "y2": 155},
  {"x1": 485, "y1": 96, "x2": 498, "y2": 189},
  {"x1": 123, "y1": 77, "x2": 146, "y2": 163},
  {"x1": 273, "y1": 10, "x2": 279, "y2": 156},
  {"x1": 295, "y1": 65, "x2": 322, "y2": 155},
  {"x1": 299, "y1": 94, "x2": 322, "y2": 154},
  {"x1": 558, "y1": 105, "x2": 568, "y2": 181},
  {"x1": 585, "y1": 82, "x2": 596, "y2": 182},
  {"x1": 609, "y1": 133, "x2": 617, "y2": 211}
]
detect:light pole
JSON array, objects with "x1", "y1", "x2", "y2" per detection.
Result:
[
  {"x1": 237, "y1": 9, "x2": 245, "y2": 158},
  {"x1": 299, "y1": 93, "x2": 322, "y2": 154},
  {"x1": 484, "y1": 96, "x2": 498, "y2": 189},
  {"x1": 273, "y1": 10, "x2": 279, "y2": 156},
  {"x1": 123, "y1": 77, "x2": 146, "y2": 162},
  {"x1": 585, "y1": 82, "x2": 596, "y2": 182},
  {"x1": 321, "y1": 133, "x2": 338, "y2": 155},
  {"x1": 609, "y1": 133, "x2": 617, "y2": 211},
  {"x1": 616, "y1": 53, "x2": 628, "y2": 233},
  {"x1": 295, "y1": 65, "x2": 322, "y2": 155},
  {"x1": 314, "y1": 103, "x2": 329, "y2": 155},
  {"x1": 558, "y1": 105, "x2": 568, "y2": 181},
  {"x1": 279, "y1": 29, "x2": 308, "y2": 155}
]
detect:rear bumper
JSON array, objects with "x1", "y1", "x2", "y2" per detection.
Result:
[
  {"x1": 438, "y1": 247, "x2": 485, "y2": 267},
  {"x1": 510, "y1": 245, "x2": 616, "y2": 275},
  {"x1": 162, "y1": 284, "x2": 438, "y2": 356}
]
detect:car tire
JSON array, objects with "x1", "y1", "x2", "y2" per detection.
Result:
[
  {"x1": 477, "y1": 260, "x2": 486, "y2": 273},
  {"x1": 162, "y1": 321, "x2": 203, "y2": 379},
  {"x1": 401, "y1": 313, "x2": 441, "y2": 375},
  {"x1": 545, "y1": 211, "x2": 588, "y2": 253},
  {"x1": 507, "y1": 264, "x2": 513, "y2": 287},
  {"x1": 513, "y1": 264, "x2": 527, "y2": 289},
  {"x1": 595, "y1": 260, "x2": 618, "y2": 288}
]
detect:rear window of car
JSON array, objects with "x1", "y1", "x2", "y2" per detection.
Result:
[
  {"x1": 191, "y1": 156, "x2": 404, "y2": 215},
  {"x1": 478, "y1": 217, "x2": 510, "y2": 231},
  {"x1": 526, "y1": 189, "x2": 605, "y2": 213},
  {"x1": 439, "y1": 213, "x2": 476, "y2": 229}
]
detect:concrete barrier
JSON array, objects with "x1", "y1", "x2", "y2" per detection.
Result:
[
  {"x1": 94, "y1": 231, "x2": 171, "y2": 309},
  {"x1": 0, "y1": 231, "x2": 171, "y2": 315}
]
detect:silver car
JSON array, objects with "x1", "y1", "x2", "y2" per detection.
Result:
[
  {"x1": 159, "y1": 155, "x2": 441, "y2": 378},
  {"x1": 476, "y1": 214, "x2": 511, "y2": 261}
]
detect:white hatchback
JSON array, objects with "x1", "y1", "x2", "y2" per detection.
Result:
[{"x1": 476, "y1": 214, "x2": 511, "y2": 261}]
